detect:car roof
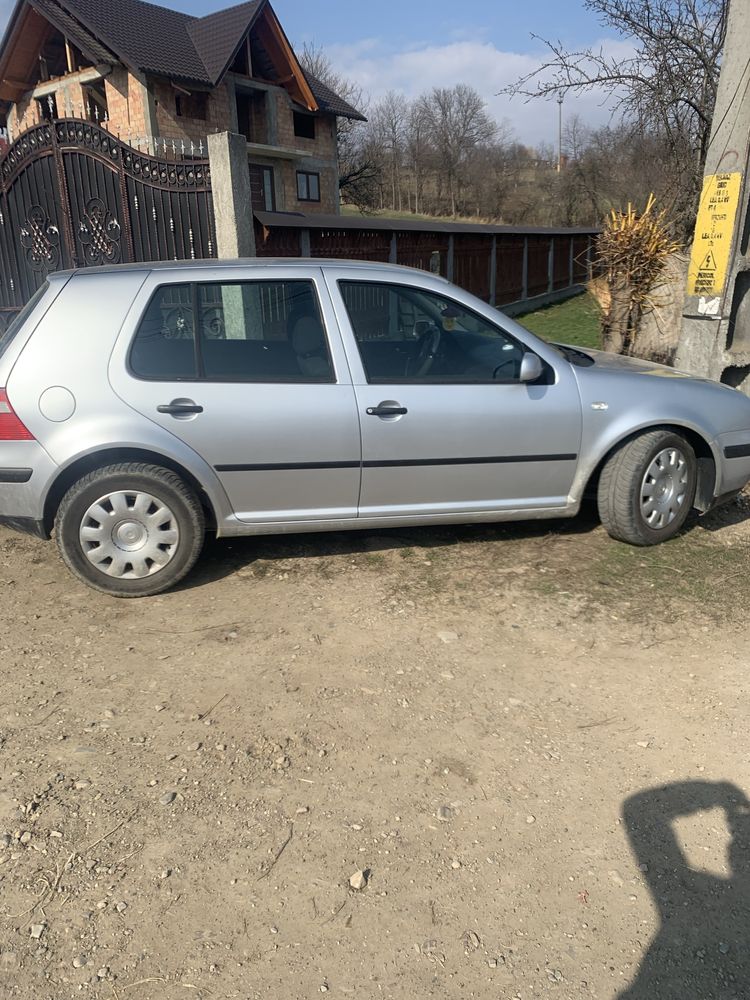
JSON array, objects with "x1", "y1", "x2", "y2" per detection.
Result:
[{"x1": 51, "y1": 258, "x2": 446, "y2": 280}]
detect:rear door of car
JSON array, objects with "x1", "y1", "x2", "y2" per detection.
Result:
[
  {"x1": 110, "y1": 265, "x2": 361, "y2": 524},
  {"x1": 324, "y1": 267, "x2": 582, "y2": 518}
]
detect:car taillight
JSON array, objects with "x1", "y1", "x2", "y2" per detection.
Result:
[{"x1": 0, "y1": 389, "x2": 34, "y2": 441}]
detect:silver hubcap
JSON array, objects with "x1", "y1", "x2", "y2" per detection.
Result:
[
  {"x1": 79, "y1": 490, "x2": 180, "y2": 579},
  {"x1": 640, "y1": 447, "x2": 689, "y2": 530}
]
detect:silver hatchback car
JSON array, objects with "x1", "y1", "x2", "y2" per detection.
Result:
[{"x1": 1, "y1": 258, "x2": 750, "y2": 597}]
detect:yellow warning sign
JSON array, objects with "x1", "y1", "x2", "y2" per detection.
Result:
[{"x1": 687, "y1": 172, "x2": 742, "y2": 297}]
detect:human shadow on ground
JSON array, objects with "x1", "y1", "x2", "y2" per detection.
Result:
[{"x1": 618, "y1": 781, "x2": 750, "y2": 1000}]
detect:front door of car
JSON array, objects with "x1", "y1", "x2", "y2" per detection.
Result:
[
  {"x1": 110, "y1": 269, "x2": 361, "y2": 523},
  {"x1": 325, "y1": 272, "x2": 582, "y2": 518}
]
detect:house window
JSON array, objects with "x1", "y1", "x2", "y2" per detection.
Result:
[
  {"x1": 297, "y1": 171, "x2": 320, "y2": 203},
  {"x1": 84, "y1": 81, "x2": 109, "y2": 123},
  {"x1": 175, "y1": 92, "x2": 208, "y2": 121},
  {"x1": 293, "y1": 111, "x2": 316, "y2": 140},
  {"x1": 36, "y1": 94, "x2": 58, "y2": 122}
]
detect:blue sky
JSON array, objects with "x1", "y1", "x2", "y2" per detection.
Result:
[{"x1": 0, "y1": 0, "x2": 626, "y2": 144}]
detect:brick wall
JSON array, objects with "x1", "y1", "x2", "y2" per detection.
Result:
[
  {"x1": 151, "y1": 78, "x2": 233, "y2": 144},
  {"x1": 8, "y1": 74, "x2": 90, "y2": 136},
  {"x1": 103, "y1": 69, "x2": 149, "y2": 137}
]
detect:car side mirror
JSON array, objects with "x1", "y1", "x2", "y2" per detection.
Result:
[{"x1": 519, "y1": 352, "x2": 543, "y2": 383}]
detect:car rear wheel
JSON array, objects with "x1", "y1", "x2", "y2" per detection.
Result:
[
  {"x1": 55, "y1": 463, "x2": 205, "y2": 597},
  {"x1": 597, "y1": 430, "x2": 697, "y2": 545}
]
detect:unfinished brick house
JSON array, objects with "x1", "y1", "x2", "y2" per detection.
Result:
[{"x1": 0, "y1": 0, "x2": 364, "y2": 214}]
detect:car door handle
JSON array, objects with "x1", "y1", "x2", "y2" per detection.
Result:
[
  {"x1": 366, "y1": 403, "x2": 408, "y2": 417},
  {"x1": 157, "y1": 401, "x2": 204, "y2": 416}
]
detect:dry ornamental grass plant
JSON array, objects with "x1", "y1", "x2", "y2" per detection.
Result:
[{"x1": 595, "y1": 195, "x2": 682, "y2": 357}]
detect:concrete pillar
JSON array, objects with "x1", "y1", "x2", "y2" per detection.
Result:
[
  {"x1": 389, "y1": 232, "x2": 397, "y2": 264},
  {"x1": 207, "y1": 131, "x2": 256, "y2": 259},
  {"x1": 447, "y1": 235, "x2": 455, "y2": 282},
  {"x1": 300, "y1": 229, "x2": 311, "y2": 257},
  {"x1": 676, "y1": 0, "x2": 750, "y2": 386},
  {"x1": 522, "y1": 237, "x2": 529, "y2": 300}
]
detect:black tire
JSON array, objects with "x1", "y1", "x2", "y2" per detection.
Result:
[
  {"x1": 55, "y1": 463, "x2": 205, "y2": 597},
  {"x1": 597, "y1": 430, "x2": 697, "y2": 546}
]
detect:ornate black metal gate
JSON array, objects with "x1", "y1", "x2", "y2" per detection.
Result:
[{"x1": 0, "y1": 119, "x2": 215, "y2": 329}]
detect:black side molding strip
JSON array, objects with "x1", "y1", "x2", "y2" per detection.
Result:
[
  {"x1": 216, "y1": 454, "x2": 578, "y2": 473},
  {"x1": 724, "y1": 444, "x2": 750, "y2": 459},
  {"x1": 216, "y1": 461, "x2": 361, "y2": 472},
  {"x1": 364, "y1": 454, "x2": 578, "y2": 469},
  {"x1": 0, "y1": 468, "x2": 32, "y2": 483}
]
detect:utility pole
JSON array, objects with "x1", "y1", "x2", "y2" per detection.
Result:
[
  {"x1": 676, "y1": 0, "x2": 750, "y2": 390},
  {"x1": 557, "y1": 91, "x2": 564, "y2": 173}
]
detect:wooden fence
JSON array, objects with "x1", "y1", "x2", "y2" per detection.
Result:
[{"x1": 254, "y1": 212, "x2": 598, "y2": 313}]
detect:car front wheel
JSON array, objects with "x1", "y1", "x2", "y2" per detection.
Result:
[
  {"x1": 55, "y1": 463, "x2": 205, "y2": 597},
  {"x1": 597, "y1": 430, "x2": 697, "y2": 546}
]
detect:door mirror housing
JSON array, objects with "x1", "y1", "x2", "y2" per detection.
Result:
[{"x1": 519, "y1": 352, "x2": 543, "y2": 384}]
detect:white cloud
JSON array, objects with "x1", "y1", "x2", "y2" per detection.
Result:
[{"x1": 326, "y1": 37, "x2": 629, "y2": 147}]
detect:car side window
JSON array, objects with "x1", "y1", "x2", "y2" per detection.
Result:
[
  {"x1": 131, "y1": 280, "x2": 334, "y2": 383},
  {"x1": 130, "y1": 284, "x2": 198, "y2": 380},
  {"x1": 339, "y1": 280, "x2": 526, "y2": 384},
  {"x1": 196, "y1": 280, "x2": 333, "y2": 382}
]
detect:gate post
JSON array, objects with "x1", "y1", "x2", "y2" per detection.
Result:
[{"x1": 207, "y1": 131, "x2": 256, "y2": 258}]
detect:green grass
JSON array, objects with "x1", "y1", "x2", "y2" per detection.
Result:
[{"x1": 516, "y1": 291, "x2": 602, "y2": 350}]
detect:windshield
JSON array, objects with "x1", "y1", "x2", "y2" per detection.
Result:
[{"x1": 0, "y1": 284, "x2": 50, "y2": 363}]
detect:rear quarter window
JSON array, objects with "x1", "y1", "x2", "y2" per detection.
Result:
[{"x1": 0, "y1": 284, "x2": 49, "y2": 362}]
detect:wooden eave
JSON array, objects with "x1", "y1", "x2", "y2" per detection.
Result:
[
  {"x1": 0, "y1": 4, "x2": 54, "y2": 102},
  {"x1": 250, "y1": 4, "x2": 318, "y2": 112}
]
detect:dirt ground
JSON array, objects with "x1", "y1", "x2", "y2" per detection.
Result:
[{"x1": 1, "y1": 498, "x2": 750, "y2": 1000}]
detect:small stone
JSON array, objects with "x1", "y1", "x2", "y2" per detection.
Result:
[
  {"x1": 636, "y1": 740, "x2": 650, "y2": 749},
  {"x1": 488, "y1": 958, "x2": 498, "y2": 968},
  {"x1": 451, "y1": 859, "x2": 461, "y2": 869},
  {"x1": 295, "y1": 806, "x2": 309, "y2": 815},
  {"x1": 50, "y1": 830, "x2": 63, "y2": 839},
  {"x1": 270, "y1": 926, "x2": 278, "y2": 934},
  {"x1": 97, "y1": 968, "x2": 109, "y2": 980},
  {"x1": 103, "y1": 709, "x2": 116, "y2": 720},
  {"x1": 0, "y1": 833, "x2": 10, "y2": 848},
  {"x1": 115, "y1": 901, "x2": 127, "y2": 913},
  {"x1": 526, "y1": 815, "x2": 536, "y2": 825},
  {"x1": 19, "y1": 831, "x2": 31, "y2": 845},
  {"x1": 187, "y1": 742, "x2": 201, "y2": 752},
  {"x1": 74, "y1": 781, "x2": 90, "y2": 790},
  {"x1": 437, "y1": 805, "x2": 453, "y2": 822},
  {"x1": 160, "y1": 868, "x2": 172, "y2": 879},
  {"x1": 719, "y1": 942, "x2": 730, "y2": 955},
  {"x1": 154, "y1": 705, "x2": 166, "y2": 712},
  {"x1": 29, "y1": 924, "x2": 45, "y2": 940},
  {"x1": 72, "y1": 955, "x2": 88, "y2": 969},
  {"x1": 216, "y1": 744, "x2": 226, "y2": 752},
  {"x1": 320, "y1": 984, "x2": 329, "y2": 993},
  {"x1": 159, "y1": 791, "x2": 177, "y2": 806},
  {"x1": 349, "y1": 869, "x2": 368, "y2": 891},
  {"x1": 437, "y1": 630, "x2": 459, "y2": 644}
]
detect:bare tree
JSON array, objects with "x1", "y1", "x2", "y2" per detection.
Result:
[
  {"x1": 298, "y1": 43, "x2": 377, "y2": 209},
  {"x1": 418, "y1": 85, "x2": 497, "y2": 216},
  {"x1": 505, "y1": 0, "x2": 728, "y2": 234}
]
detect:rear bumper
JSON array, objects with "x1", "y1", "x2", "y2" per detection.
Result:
[{"x1": 0, "y1": 441, "x2": 57, "y2": 535}]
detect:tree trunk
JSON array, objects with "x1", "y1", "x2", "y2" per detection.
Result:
[{"x1": 602, "y1": 276, "x2": 632, "y2": 354}]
